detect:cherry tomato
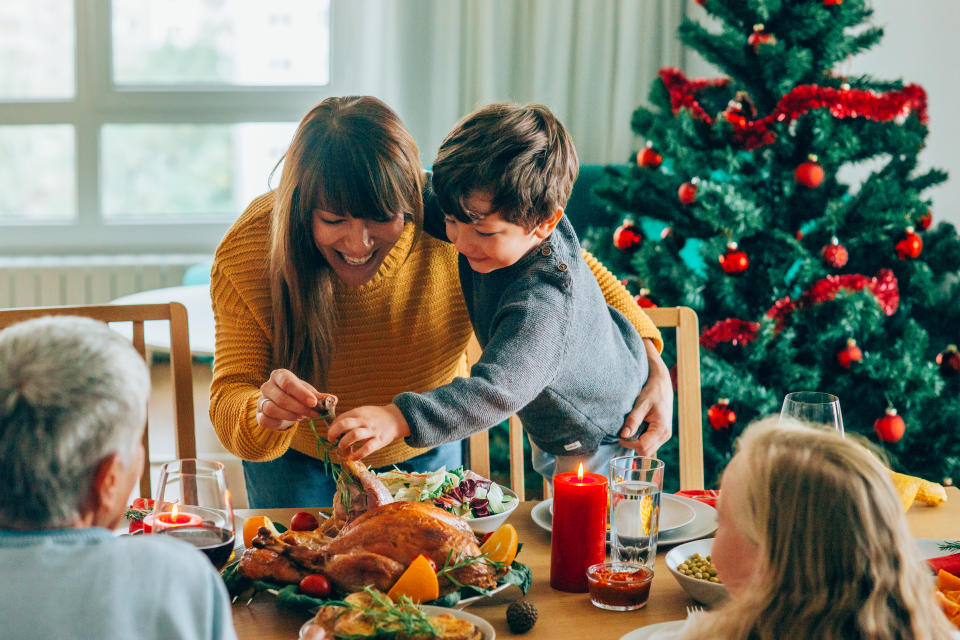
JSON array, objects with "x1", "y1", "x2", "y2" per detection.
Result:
[
  {"x1": 480, "y1": 531, "x2": 494, "y2": 545},
  {"x1": 299, "y1": 574, "x2": 332, "y2": 599},
  {"x1": 290, "y1": 511, "x2": 319, "y2": 532},
  {"x1": 425, "y1": 557, "x2": 437, "y2": 572}
]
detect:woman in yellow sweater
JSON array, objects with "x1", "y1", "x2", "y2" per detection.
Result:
[{"x1": 210, "y1": 96, "x2": 672, "y2": 507}]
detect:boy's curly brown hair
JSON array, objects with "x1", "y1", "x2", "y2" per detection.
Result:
[{"x1": 432, "y1": 103, "x2": 578, "y2": 231}]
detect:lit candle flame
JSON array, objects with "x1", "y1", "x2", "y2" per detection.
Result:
[
  {"x1": 171, "y1": 502, "x2": 179, "y2": 520},
  {"x1": 577, "y1": 462, "x2": 584, "y2": 481}
]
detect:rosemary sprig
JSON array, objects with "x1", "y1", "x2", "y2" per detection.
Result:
[
  {"x1": 938, "y1": 540, "x2": 960, "y2": 553},
  {"x1": 124, "y1": 508, "x2": 150, "y2": 522},
  {"x1": 436, "y1": 549, "x2": 506, "y2": 592},
  {"x1": 308, "y1": 418, "x2": 338, "y2": 478},
  {"x1": 324, "y1": 587, "x2": 436, "y2": 638}
]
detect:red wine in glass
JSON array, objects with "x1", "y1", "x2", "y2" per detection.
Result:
[{"x1": 160, "y1": 525, "x2": 236, "y2": 570}]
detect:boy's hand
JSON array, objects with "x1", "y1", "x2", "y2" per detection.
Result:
[
  {"x1": 327, "y1": 404, "x2": 411, "y2": 460},
  {"x1": 620, "y1": 338, "x2": 673, "y2": 456}
]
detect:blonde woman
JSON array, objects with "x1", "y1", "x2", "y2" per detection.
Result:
[
  {"x1": 661, "y1": 418, "x2": 957, "y2": 640},
  {"x1": 209, "y1": 96, "x2": 672, "y2": 508}
]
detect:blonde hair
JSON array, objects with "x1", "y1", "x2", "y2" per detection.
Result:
[
  {"x1": 683, "y1": 417, "x2": 954, "y2": 640},
  {"x1": 269, "y1": 96, "x2": 423, "y2": 386}
]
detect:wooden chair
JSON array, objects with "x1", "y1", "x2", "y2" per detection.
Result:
[
  {"x1": 0, "y1": 303, "x2": 197, "y2": 497},
  {"x1": 466, "y1": 306, "x2": 703, "y2": 500}
]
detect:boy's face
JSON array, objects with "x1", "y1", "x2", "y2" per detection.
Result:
[{"x1": 445, "y1": 191, "x2": 559, "y2": 273}]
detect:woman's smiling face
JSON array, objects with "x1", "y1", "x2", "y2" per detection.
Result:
[{"x1": 311, "y1": 208, "x2": 406, "y2": 287}]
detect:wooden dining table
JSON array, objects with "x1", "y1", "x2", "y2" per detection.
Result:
[{"x1": 232, "y1": 488, "x2": 960, "y2": 639}]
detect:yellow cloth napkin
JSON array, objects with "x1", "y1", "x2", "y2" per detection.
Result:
[{"x1": 888, "y1": 470, "x2": 947, "y2": 510}]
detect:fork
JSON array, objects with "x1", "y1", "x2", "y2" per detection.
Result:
[{"x1": 686, "y1": 605, "x2": 705, "y2": 617}]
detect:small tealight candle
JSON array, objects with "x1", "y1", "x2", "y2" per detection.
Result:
[
  {"x1": 150, "y1": 503, "x2": 203, "y2": 533},
  {"x1": 550, "y1": 463, "x2": 608, "y2": 592}
]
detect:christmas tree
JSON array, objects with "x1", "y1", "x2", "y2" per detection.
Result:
[{"x1": 584, "y1": 0, "x2": 960, "y2": 487}]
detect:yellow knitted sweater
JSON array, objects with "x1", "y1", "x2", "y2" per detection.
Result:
[{"x1": 209, "y1": 193, "x2": 662, "y2": 467}]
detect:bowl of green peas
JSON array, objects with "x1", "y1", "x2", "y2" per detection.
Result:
[{"x1": 664, "y1": 538, "x2": 728, "y2": 607}]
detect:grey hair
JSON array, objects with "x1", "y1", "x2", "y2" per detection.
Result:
[{"x1": 0, "y1": 316, "x2": 150, "y2": 528}]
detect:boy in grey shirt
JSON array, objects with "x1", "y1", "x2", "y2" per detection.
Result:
[{"x1": 329, "y1": 103, "x2": 655, "y2": 481}]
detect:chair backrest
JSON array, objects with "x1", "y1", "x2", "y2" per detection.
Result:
[
  {"x1": 0, "y1": 303, "x2": 197, "y2": 497},
  {"x1": 467, "y1": 305, "x2": 703, "y2": 500}
]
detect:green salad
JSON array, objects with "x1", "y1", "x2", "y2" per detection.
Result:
[{"x1": 376, "y1": 466, "x2": 516, "y2": 519}]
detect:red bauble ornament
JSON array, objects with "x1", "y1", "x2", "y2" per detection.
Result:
[
  {"x1": 678, "y1": 180, "x2": 698, "y2": 205},
  {"x1": 837, "y1": 338, "x2": 862, "y2": 369},
  {"x1": 823, "y1": 0, "x2": 842, "y2": 5},
  {"x1": 937, "y1": 344, "x2": 960, "y2": 375},
  {"x1": 795, "y1": 154, "x2": 825, "y2": 188},
  {"x1": 636, "y1": 144, "x2": 662, "y2": 170},
  {"x1": 895, "y1": 226, "x2": 923, "y2": 260},
  {"x1": 874, "y1": 407, "x2": 905, "y2": 443},
  {"x1": 821, "y1": 236, "x2": 848, "y2": 268},
  {"x1": 719, "y1": 241, "x2": 749, "y2": 274},
  {"x1": 634, "y1": 288, "x2": 657, "y2": 308},
  {"x1": 918, "y1": 209, "x2": 933, "y2": 230},
  {"x1": 613, "y1": 221, "x2": 643, "y2": 251},
  {"x1": 708, "y1": 399, "x2": 736, "y2": 430},
  {"x1": 748, "y1": 24, "x2": 776, "y2": 51}
]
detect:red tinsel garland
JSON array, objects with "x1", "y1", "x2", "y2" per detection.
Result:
[
  {"x1": 767, "y1": 269, "x2": 900, "y2": 325},
  {"x1": 659, "y1": 68, "x2": 928, "y2": 150},
  {"x1": 700, "y1": 318, "x2": 760, "y2": 350},
  {"x1": 702, "y1": 271, "x2": 899, "y2": 349}
]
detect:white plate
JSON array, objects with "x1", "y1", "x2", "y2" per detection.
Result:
[
  {"x1": 299, "y1": 604, "x2": 495, "y2": 640},
  {"x1": 619, "y1": 620, "x2": 685, "y2": 640},
  {"x1": 916, "y1": 538, "x2": 953, "y2": 559},
  {"x1": 531, "y1": 495, "x2": 716, "y2": 547},
  {"x1": 548, "y1": 494, "x2": 695, "y2": 533}
]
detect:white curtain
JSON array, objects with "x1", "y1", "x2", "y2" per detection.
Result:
[{"x1": 331, "y1": 0, "x2": 686, "y2": 165}]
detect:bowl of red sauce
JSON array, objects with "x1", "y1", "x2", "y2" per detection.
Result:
[{"x1": 586, "y1": 562, "x2": 654, "y2": 611}]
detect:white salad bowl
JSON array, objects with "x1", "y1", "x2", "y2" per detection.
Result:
[
  {"x1": 664, "y1": 538, "x2": 728, "y2": 607},
  {"x1": 467, "y1": 487, "x2": 519, "y2": 534}
]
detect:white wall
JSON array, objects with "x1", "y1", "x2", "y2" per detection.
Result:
[{"x1": 685, "y1": 0, "x2": 959, "y2": 227}]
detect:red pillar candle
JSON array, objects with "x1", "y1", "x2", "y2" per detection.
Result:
[{"x1": 550, "y1": 463, "x2": 608, "y2": 592}]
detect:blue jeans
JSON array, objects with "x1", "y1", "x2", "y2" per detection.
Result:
[{"x1": 242, "y1": 441, "x2": 463, "y2": 508}]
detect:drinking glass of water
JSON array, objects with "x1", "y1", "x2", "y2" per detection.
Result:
[
  {"x1": 608, "y1": 456, "x2": 664, "y2": 568},
  {"x1": 150, "y1": 459, "x2": 236, "y2": 570},
  {"x1": 780, "y1": 391, "x2": 844, "y2": 436}
]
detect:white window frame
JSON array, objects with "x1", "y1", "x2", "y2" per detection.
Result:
[{"x1": 0, "y1": 0, "x2": 347, "y2": 256}]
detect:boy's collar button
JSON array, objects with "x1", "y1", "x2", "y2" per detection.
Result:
[
  {"x1": 557, "y1": 262, "x2": 568, "y2": 271},
  {"x1": 540, "y1": 246, "x2": 552, "y2": 257}
]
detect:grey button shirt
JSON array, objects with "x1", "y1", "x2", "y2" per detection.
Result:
[{"x1": 395, "y1": 210, "x2": 649, "y2": 457}]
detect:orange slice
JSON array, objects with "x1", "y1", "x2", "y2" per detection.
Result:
[
  {"x1": 387, "y1": 554, "x2": 439, "y2": 603},
  {"x1": 242, "y1": 515, "x2": 281, "y2": 548},
  {"x1": 939, "y1": 569, "x2": 960, "y2": 592},
  {"x1": 937, "y1": 590, "x2": 960, "y2": 618},
  {"x1": 479, "y1": 523, "x2": 518, "y2": 567}
]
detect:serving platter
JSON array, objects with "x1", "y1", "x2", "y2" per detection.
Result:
[{"x1": 299, "y1": 604, "x2": 496, "y2": 640}]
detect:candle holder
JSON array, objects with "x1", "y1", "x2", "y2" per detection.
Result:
[
  {"x1": 150, "y1": 458, "x2": 236, "y2": 570},
  {"x1": 550, "y1": 464, "x2": 607, "y2": 592}
]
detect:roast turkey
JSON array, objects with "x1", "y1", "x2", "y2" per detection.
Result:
[{"x1": 238, "y1": 460, "x2": 498, "y2": 595}]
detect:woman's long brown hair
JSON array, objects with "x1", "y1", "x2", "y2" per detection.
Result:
[{"x1": 269, "y1": 96, "x2": 423, "y2": 388}]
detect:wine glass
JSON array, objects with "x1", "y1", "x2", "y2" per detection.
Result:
[
  {"x1": 150, "y1": 459, "x2": 236, "y2": 570},
  {"x1": 780, "y1": 391, "x2": 844, "y2": 436}
]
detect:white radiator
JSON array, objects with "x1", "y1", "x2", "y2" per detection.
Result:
[{"x1": 0, "y1": 255, "x2": 211, "y2": 308}]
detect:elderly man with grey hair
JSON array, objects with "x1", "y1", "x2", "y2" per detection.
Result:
[{"x1": 0, "y1": 316, "x2": 237, "y2": 640}]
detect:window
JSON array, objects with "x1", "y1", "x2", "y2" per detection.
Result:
[{"x1": 0, "y1": 0, "x2": 334, "y2": 254}]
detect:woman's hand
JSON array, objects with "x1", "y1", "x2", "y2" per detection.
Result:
[
  {"x1": 327, "y1": 404, "x2": 411, "y2": 460},
  {"x1": 256, "y1": 368, "x2": 327, "y2": 432},
  {"x1": 619, "y1": 338, "x2": 674, "y2": 456}
]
